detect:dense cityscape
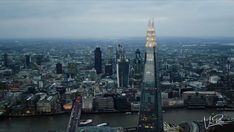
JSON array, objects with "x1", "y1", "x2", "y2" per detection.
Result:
[
  {"x1": 0, "y1": 19, "x2": 234, "y2": 132},
  {"x1": 1, "y1": 0, "x2": 234, "y2": 132}
]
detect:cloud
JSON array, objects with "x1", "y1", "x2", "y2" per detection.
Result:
[{"x1": 0, "y1": 0, "x2": 234, "y2": 38}]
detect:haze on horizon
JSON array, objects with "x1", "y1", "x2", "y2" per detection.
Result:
[{"x1": 0, "y1": 0, "x2": 234, "y2": 39}]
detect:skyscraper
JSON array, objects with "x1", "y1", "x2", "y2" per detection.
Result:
[
  {"x1": 133, "y1": 49, "x2": 143, "y2": 74},
  {"x1": 3, "y1": 53, "x2": 8, "y2": 67},
  {"x1": 107, "y1": 46, "x2": 114, "y2": 63},
  {"x1": 105, "y1": 63, "x2": 113, "y2": 76},
  {"x1": 105, "y1": 46, "x2": 114, "y2": 76},
  {"x1": 56, "y1": 63, "x2": 63, "y2": 74},
  {"x1": 116, "y1": 44, "x2": 124, "y2": 61},
  {"x1": 138, "y1": 20, "x2": 163, "y2": 132},
  {"x1": 25, "y1": 55, "x2": 31, "y2": 67},
  {"x1": 67, "y1": 63, "x2": 78, "y2": 78},
  {"x1": 132, "y1": 49, "x2": 143, "y2": 89},
  {"x1": 116, "y1": 45, "x2": 130, "y2": 88},
  {"x1": 35, "y1": 55, "x2": 43, "y2": 65},
  {"x1": 94, "y1": 47, "x2": 102, "y2": 74}
]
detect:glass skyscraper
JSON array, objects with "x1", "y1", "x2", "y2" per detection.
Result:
[
  {"x1": 94, "y1": 47, "x2": 102, "y2": 74},
  {"x1": 138, "y1": 20, "x2": 164, "y2": 132}
]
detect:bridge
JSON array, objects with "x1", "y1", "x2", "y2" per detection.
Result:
[{"x1": 66, "y1": 96, "x2": 82, "y2": 132}]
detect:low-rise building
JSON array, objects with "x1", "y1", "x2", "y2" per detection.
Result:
[
  {"x1": 37, "y1": 94, "x2": 60, "y2": 113},
  {"x1": 93, "y1": 97, "x2": 114, "y2": 112},
  {"x1": 182, "y1": 91, "x2": 222, "y2": 108},
  {"x1": 82, "y1": 96, "x2": 93, "y2": 112}
]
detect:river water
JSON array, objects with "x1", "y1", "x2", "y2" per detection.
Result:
[{"x1": 1, "y1": 109, "x2": 234, "y2": 132}]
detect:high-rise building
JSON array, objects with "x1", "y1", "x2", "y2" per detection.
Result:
[
  {"x1": 116, "y1": 44, "x2": 124, "y2": 61},
  {"x1": 138, "y1": 20, "x2": 164, "y2": 132},
  {"x1": 94, "y1": 47, "x2": 102, "y2": 74},
  {"x1": 67, "y1": 63, "x2": 78, "y2": 78},
  {"x1": 105, "y1": 63, "x2": 113, "y2": 76},
  {"x1": 116, "y1": 45, "x2": 130, "y2": 88},
  {"x1": 107, "y1": 46, "x2": 114, "y2": 63},
  {"x1": 35, "y1": 55, "x2": 43, "y2": 65},
  {"x1": 134, "y1": 49, "x2": 143, "y2": 74},
  {"x1": 132, "y1": 49, "x2": 143, "y2": 89},
  {"x1": 56, "y1": 63, "x2": 63, "y2": 74},
  {"x1": 3, "y1": 53, "x2": 8, "y2": 67},
  {"x1": 25, "y1": 55, "x2": 31, "y2": 67},
  {"x1": 105, "y1": 46, "x2": 114, "y2": 76}
]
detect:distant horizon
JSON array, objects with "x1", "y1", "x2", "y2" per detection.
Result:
[{"x1": 0, "y1": 36, "x2": 234, "y2": 40}]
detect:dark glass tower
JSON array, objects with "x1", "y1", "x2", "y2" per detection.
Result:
[
  {"x1": 117, "y1": 58, "x2": 130, "y2": 88},
  {"x1": 116, "y1": 45, "x2": 130, "y2": 88},
  {"x1": 134, "y1": 49, "x2": 143, "y2": 74},
  {"x1": 105, "y1": 63, "x2": 113, "y2": 76},
  {"x1": 35, "y1": 55, "x2": 43, "y2": 65},
  {"x1": 25, "y1": 55, "x2": 31, "y2": 67},
  {"x1": 138, "y1": 20, "x2": 163, "y2": 132},
  {"x1": 3, "y1": 53, "x2": 8, "y2": 67},
  {"x1": 94, "y1": 47, "x2": 102, "y2": 74},
  {"x1": 56, "y1": 63, "x2": 63, "y2": 74},
  {"x1": 132, "y1": 49, "x2": 143, "y2": 89},
  {"x1": 105, "y1": 46, "x2": 113, "y2": 76}
]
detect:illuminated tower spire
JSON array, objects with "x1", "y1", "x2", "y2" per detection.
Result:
[
  {"x1": 138, "y1": 19, "x2": 164, "y2": 132},
  {"x1": 146, "y1": 19, "x2": 156, "y2": 48}
]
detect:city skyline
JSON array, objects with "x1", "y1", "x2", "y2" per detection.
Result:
[
  {"x1": 0, "y1": 0, "x2": 234, "y2": 39},
  {"x1": 0, "y1": 20, "x2": 234, "y2": 131},
  {"x1": 0, "y1": 1, "x2": 234, "y2": 131}
]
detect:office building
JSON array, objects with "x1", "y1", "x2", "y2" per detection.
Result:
[
  {"x1": 94, "y1": 47, "x2": 102, "y2": 74},
  {"x1": 56, "y1": 63, "x2": 62, "y2": 74},
  {"x1": 116, "y1": 46, "x2": 130, "y2": 88},
  {"x1": 132, "y1": 49, "x2": 143, "y2": 89},
  {"x1": 138, "y1": 20, "x2": 164, "y2": 132},
  {"x1": 93, "y1": 97, "x2": 114, "y2": 112},
  {"x1": 105, "y1": 63, "x2": 113, "y2": 76},
  {"x1": 3, "y1": 53, "x2": 8, "y2": 67},
  {"x1": 35, "y1": 55, "x2": 43, "y2": 65},
  {"x1": 25, "y1": 55, "x2": 31, "y2": 67},
  {"x1": 107, "y1": 46, "x2": 114, "y2": 63},
  {"x1": 67, "y1": 63, "x2": 78, "y2": 78}
]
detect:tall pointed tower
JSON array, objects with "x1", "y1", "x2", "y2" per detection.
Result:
[{"x1": 138, "y1": 19, "x2": 164, "y2": 132}]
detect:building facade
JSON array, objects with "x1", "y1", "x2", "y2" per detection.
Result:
[
  {"x1": 3, "y1": 53, "x2": 8, "y2": 67},
  {"x1": 116, "y1": 45, "x2": 130, "y2": 88},
  {"x1": 56, "y1": 63, "x2": 62, "y2": 74},
  {"x1": 116, "y1": 58, "x2": 130, "y2": 88},
  {"x1": 138, "y1": 20, "x2": 164, "y2": 132},
  {"x1": 25, "y1": 55, "x2": 31, "y2": 67},
  {"x1": 132, "y1": 49, "x2": 144, "y2": 89},
  {"x1": 94, "y1": 47, "x2": 102, "y2": 74}
]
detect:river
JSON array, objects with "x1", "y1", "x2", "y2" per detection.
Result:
[{"x1": 1, "y1": 109, "x2": 234, "y2": 132}]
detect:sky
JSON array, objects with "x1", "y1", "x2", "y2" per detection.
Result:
[{"x1": 0, "y1": 0, "x2": 234, "y2": 39}]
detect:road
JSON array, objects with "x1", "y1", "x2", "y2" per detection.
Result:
[{"x1": 66, "y1": 96, "x2": 82, "y2": 132}]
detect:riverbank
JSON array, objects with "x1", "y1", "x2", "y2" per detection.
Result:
[
  {"x1": 2, "y1": 106, "x2": 234, "y2": 118},
  {"x1": 1, "y1": 109, "x2": 234, "y2": 132}
]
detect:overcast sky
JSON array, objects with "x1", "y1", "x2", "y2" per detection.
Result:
[{"x1": 0, "y1": 0, "x2": 234, "y2": 39}]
